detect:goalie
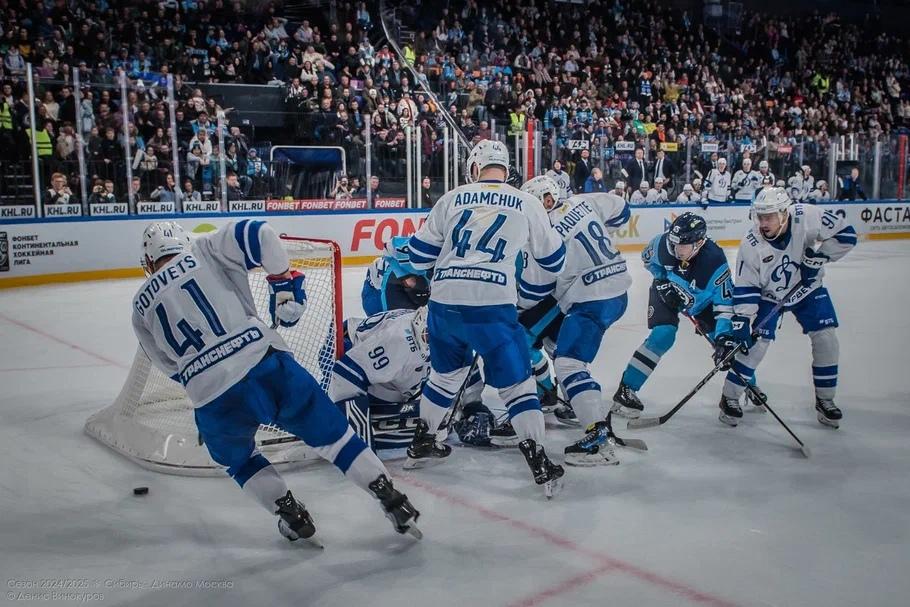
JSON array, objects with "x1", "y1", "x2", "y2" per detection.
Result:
[{"x1": 331, "y1": 307, "x2": 518, "y2": 454}]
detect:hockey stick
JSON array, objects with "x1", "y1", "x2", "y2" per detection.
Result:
[
  {"x1": 439, "y1": 353, "x2": 481, "y2": 434},
  {"x1": 685, "y1": 315, "x2": 811, "y2": 458},
  {"x1": 628, "y1": 282, "x2": 803, "y2": 430}
]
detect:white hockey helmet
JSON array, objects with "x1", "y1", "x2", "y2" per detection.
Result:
[
  {"x1": 692, "y1": 178, "x2": 702, "y2": 189},
  {"x1": 717, "y1": 157, "x2": 727, "y2": 167},
  {"x1": 752, "y1": 187, "x2": 791, "y2": 239},
  {"x1": 465, "y1": 139, "x2": 510, "y2": 183},
  {"x1": 775, "y1": 179, "x2": 786, "y2": 188},
  {"x1": 759, "y1": 160, "x2": 769, "y2": 171},
  {"x1": 520, "y1": 175, "x2": 561, "y2": 210},
  {"x1": 801, "y1": 164, "x2": 811, "y2": 174},
  {"x1": 142, "y1": 221, "x2": 190, "y2": 272},
  {"x1": 410, "y1": 306, "x2": 429, "y2": 360},
  {"x1": 683, "y1": 183, "x2": 694, "y2": 192},
  {"x1": 816, "y1": 179, "x2": 828, "y2": 189},
  {"x1": 614, "y1": 180, "x2": 626, "y2": 190}
]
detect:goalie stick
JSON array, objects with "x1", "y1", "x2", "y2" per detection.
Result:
[
  {"x1": 628, "y1": 282, "x2": 803, "y2": 431},
  {"x1": 685, "y1": 315, "x2": 811, "y2": 458}
]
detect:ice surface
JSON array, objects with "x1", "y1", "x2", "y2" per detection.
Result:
[{"x1": 1, "y1": 241, "x2": 909, "y2": 607}]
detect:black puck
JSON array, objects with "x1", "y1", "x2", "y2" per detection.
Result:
[{"x1": 133, "y1": 487, "x2": 149, "y2": 496}]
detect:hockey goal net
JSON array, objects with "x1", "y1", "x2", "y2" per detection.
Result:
[{"x1": 85, "y1": 236, "x2": 343, "y2": 476}]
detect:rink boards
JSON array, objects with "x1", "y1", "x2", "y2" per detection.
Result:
[{"x1": 1, "y1": 200, "x2": 908, "y2": 288}]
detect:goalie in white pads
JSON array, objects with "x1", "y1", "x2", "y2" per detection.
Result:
[
  {"x1": 522, "y1": 176, "x2": 632, "y2": 466},
  {"x1": 132, "y1": 220, "x2": 420, "y2": 542},
  {"x1": 718, "y1": 188, "x2": 857, "y2": 427},
  {"x1": 406, "y1": 139, "x2": 567, "y2": 495}
]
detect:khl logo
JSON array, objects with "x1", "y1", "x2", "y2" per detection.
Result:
[{"x1": 770, "y1": 254, "x2": 799, "y2": 291}]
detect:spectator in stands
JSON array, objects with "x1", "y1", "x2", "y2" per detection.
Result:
[
  {"x1": 182, "y1": 179, "x2": 202, "y2": 204},
  {"x1": 150, "y1": 173, "x2": 179, "y2": 204},
  {"x1": 129, "y1": 176, "x2": 144, "y2": 202},
  {"x1": 88, "y1": 180, "x2": 117, "y2": 206},
  {"x1": 349, "y1": 177, "x2": 365, "y2": 198},
  {"x1": 838, "y1": 167, "x2": 867, "y2": 201},
  {"x1": 225, "y1": 171, "x2": 245, "y2": 200},
  {"x1": 584, "y1": 167, "x2": 607, "y2": 193},
  {"x1": 369, "y1": 175, "x2": 382, "y2": 200},
  {"x1": 421, "y1": 176, "x2": 433, "y2": 208},
  {"x1": 573, "y1": 148, "x2": 592, "y2": 193},
  {"x1": 44, "y1": 172, "x2": 76, "y2": 205},
  {"x1": 332, "y1": 176, "x2": 353, "y2": 200}
]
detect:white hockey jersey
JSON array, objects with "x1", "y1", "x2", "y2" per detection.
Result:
[
  {"x1": 732, "y1": 169, "x2": 762, "y2": 201},
  {"x1": 703, "y1": 168, "x2": 731, "y2": 202},
  {"x1": 516, "y1": 249, "x2": 556, "y2": 311},
  {"x1": 677, "y1": 191, "x2": 700, "y2": 203},
  {"x1": 732, "y1": 204, "x2": 857, "y2": 319},
  {"x1": 545, "y1": 168, "x2": 573, "y2": 200},
  {"x1": 807, "y1": 188, "x2": 831, "y2": 202},
  {"x1": 408, "y1": 180, "x2": 565, "y2": 307},
  {"x1": 547, "y1": 192, "x2": 633, "y2": 311},
  {"x1": 787, "y1": 174, "x2": 815, "y2": 202},
  {"x1": 131, "y1": 220, "x2": 293, "y2": 407},
  {"x1": 330, "y1": 310, "x2": 429, "y2": 405}
]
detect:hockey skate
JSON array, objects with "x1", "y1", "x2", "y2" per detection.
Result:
[
  {"x1": 744, "y1": 384, "x2": 768, "y2": 413},
  {"x1": 489, "y1": 418, "x2": 520, "y2": 447},
  {"x1": 564, "y1": 421, "x2": 619, "y2": 467},
  {"x1": 539, "y1": 384, "x2": 559, "y2": 413},
  {"x1": 611, "y1": 383, "x2": 644, "y2": 419},
  {"x1": 518, "y1": 439, "x2": 564, "y2": 499},
  {"x1": 815, "y1": 397, "x2": 842, "y2": 429},
  {"x1": 404, "y1": 418, "x2": 452, "y2": 469},
  {"x1": 275, "y1": 490, "x2": 323, "y2": 548},
  {"x1": 718, "y1": 395, "x2": 743, "y2": 427},
  {"x1": 552, "y1": 401, "x2": 581, "y2": 427},
  {"x1": 368, "y1": 474, "x2": 422, "y2": 539}
]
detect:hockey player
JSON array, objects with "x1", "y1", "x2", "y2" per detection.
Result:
[
  {"x1": 702, "y1": 157, "x2": 731, "y2": 207},
  {"x1": 333, "y1": 307, "x2": 516, "y2": 451},
  {"x1": 405, "y1": 139, "x2": 567, "y2": 493},
  {"x1": 521, "y1": 176, "x2": 632, "y2": 466},
  {"x1": 132, "y1": 221, "x2": 420, "y2": 542},
  {"x1": 630, "y1": 180, "x2": 650, "y2": 203},
  {"x1": 612, "y1": 180, "x2": 628, "y2": 200},
  {"x1": 653, "y1": 177, "x2": 670, "y2": 202},
  {"x1": 612, "y1": 213, "x2": 762, "y2": 417},
  {"x1": 808, "y1": 180, "x2": 830, "y2": 202},
  {"x1": 677, "y1": 183, "x2": 699, "y2": 203},
  {"x1": 691, "y1": 177, "x2": 704, "y2": 198},
  {"x1": 758, "y1": 160, "x2": 775, "y2": 186},
  {"x1": 361, "y1": 236, "x2": 429, "y2": 316},
  {"x1": 787, "y1": 165, "x2": 814, "y2": 202},
  {"x1": 732, "y1": 157, "x2": 762, "y2": 203},
  {"x1": 718, "y1": 188, "x2": 857, "y2": 427},
  {"x1": 545, "y1": 159, "x2": 574, "y2": 200}
]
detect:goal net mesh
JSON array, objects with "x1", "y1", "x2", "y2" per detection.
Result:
[{"x1": 84, "y1": 237, "x2": 342, "y2": 476}]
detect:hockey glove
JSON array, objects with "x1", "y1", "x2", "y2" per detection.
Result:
[
  {"x1": 800, "y1": 247, "x2": 828, "y2": 287},
  {"x1": 712, "y1": 335, "x2": 740, "y2": 370},
  {"x1": 267, "y1": 270, "x2": 307, "y2": 328},
  {"x1": 453, "y1": 411, "x2": 493, "y2": 447},
  {"x1": 655, "y1": 280, "x2": 693, "y2": 312}
]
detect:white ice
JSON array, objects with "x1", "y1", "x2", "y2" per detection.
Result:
[{"x1": 1, "y1": 241, "x2": 909, "y2": 607}]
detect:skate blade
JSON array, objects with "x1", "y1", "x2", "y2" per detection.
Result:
[
  {"x1": 490, "y1": 437, "x2": 521, "y2": 448},
  {"x1": 403, "y1": 524, "x2": 423, "y2": 540},
  {"x1": 611, "y1": 403, "x2": 641, "y2": 419},
  {"x1": 564, "y1": 454, "x2": 620, "y2": 467},
  {"x1": 615, "y1": 437, "x2": 648, "y2": 451},
  {"x1": 403, "y1": 456, "x2": 446, "y2": 470},
  {"x1": 553, "y1": 416, "x2": 581, "y2": 427},
  {"x1": 544, "y1": 477, "x2": 563, "y2": 499},
  {"x1": 718, "y1": 413, "x2": 740, "y2": 427},
  {"x1": 817, "y1": 413, "x2": 840, "y2": 429},
  {"x1": 303, "y1": 535, "x2": 325, "y2": 549},
  {"x1": 745, "y1": 404, "x2": 767, "y2": 414}
]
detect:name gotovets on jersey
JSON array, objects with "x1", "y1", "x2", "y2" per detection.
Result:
[
  {"x1": 553, "y1": 201, "x2": 596, "y2": 238},
  {"x1": 133, "y1": 254, "x2": 198, "y2": 317},
  {"x1": 453, "y1": 190, "x2": 523, "y2": 209}
]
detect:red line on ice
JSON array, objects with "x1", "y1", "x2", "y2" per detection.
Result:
[
  {"x1": 0, "y1": 312, "x2": 127, "y2": 369},
  {"x1": 504, "y1": 562, "x2": 618, "y2": 607},
  {"x1": 400, "y1": 476, "x2": 740, "y2": 607}
]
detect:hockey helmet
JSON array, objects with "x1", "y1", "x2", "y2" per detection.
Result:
[
  {"x1": 667, "y1": 212, "x2": 707, "y2": 261},
  {"x1": 142, "y1": 221, "x2": 190, "y2": 273},
  {"x1": 465, "y1": 139, "x2": 510, "y2": 183},
  {"x1": 521, "y1": 175, "x2": 561, "y2": 210},
  {"x1": 752, "y1": 187, "x2": 791, "y2": 240},
  {"x1": 410, "y1": 306, "x2": 430, "y2": 360}
]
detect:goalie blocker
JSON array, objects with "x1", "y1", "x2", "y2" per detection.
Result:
[{"x1": 338, "y1": 395, "x2": 421, "y2": 453}]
